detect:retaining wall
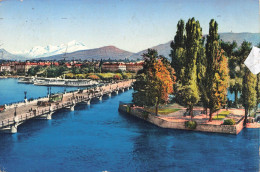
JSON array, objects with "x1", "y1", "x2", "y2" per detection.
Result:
[{"x1": 119, "y1": 104, "x2": 245, "y2": 135}]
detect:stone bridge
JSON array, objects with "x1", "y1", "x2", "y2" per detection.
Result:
[{"x1": 0, "y1": 80, "x2": 133, "y2": 133}]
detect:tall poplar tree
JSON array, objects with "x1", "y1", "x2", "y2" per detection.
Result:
[
  {"x1": 242, "y1": 68, "x2": 257, "y2": 126},
  {"x1": 170, "y1": 19, "x2": 185, "y2": 80},
  {"x1": 256, "y1": 74, "x2": 260, "y2": 110},
  {"x1": 171, "y1": 18, "x2": 201, "y2": 118},
  {"x1": 205, "y1": 19, "x2": 229, "y2": 121}
]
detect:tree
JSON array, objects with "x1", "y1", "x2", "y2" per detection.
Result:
[
  {"x1": 256, "y1": 74, "x2": 260, "y2": 110},
  {"x1": 205, "y1": 19, "x2": 229, "y2": 121},
  {"x1": 242, "y1": 68, "x2": 257, "y2": 126},
  {"x1": 170, "y1": 19, "x2": 185, "y2": 80},
  {"x1": 220, "y1": 40, "x2": 237, "y2": 58},
  {"x1": 229, "y1": 41, "x2": 252, "y2": 107},
  {"x1": 256, "y1": 43, "x2": 260, "y2": 109},
  {"x1": 172, "y1": 18, "x2": 201, "y2": 118},
  {"x1": 149, "y1": 59, "x2": 174, "y2": 115},
  {"x1": 133, "y1": 49, "x2": 175, "y2": 115}
]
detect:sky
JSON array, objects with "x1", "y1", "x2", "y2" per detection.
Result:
[{"x1": 0, "y1": 0, "x2": 259, "y2": 53}]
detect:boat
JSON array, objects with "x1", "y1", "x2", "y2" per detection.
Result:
[
  {"x1": 18, "y1": 77, "x2": 35, "y2": 84},
  {"x1": 33, "y1": 78, "x2": 99, "y2": 87}
]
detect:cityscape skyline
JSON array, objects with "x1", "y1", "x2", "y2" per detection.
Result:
[{"x1": 0, "y1": 0, "x2": 259, "y2": 53}]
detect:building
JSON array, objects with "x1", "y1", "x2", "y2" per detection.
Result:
[
  {"x1": 102, "y1": 62, "x2": 126, "y2": 72},
  {"x1": 101, "y1": 61, "x2": 143, "y2": 72},
  {"x1": 15, "y1": 62, "x2": 38, "y2": 73},
  {"x1": 0, "y1": 64, "x2": 12, "y2": 72},
  {"x1": 125, "y1": 61, "x2": 144, "y2": 72}
]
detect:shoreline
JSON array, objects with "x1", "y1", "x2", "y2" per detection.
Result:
[{"x1": 119, "y1": 104, "x2": 246, "y2": 135}]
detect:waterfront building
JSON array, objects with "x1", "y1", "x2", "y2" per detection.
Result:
[
  {"x1": 125, "y1": 61, "x2": 144, "y2": 72},
  {"x1": 0, "y1": 64, "x2": 12, "y2": 72}
]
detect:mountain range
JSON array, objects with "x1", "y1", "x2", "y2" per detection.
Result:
[
  {"x1": 13, "y1": 40, "x2": 88, "y2": 58},
  {"x1": 0, "y1": 32, "x2": 259, "y2": 61}
]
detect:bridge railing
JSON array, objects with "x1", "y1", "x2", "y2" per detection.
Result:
[{"x1": 0, "y1": 80, "x2": 134, "y2": 128}]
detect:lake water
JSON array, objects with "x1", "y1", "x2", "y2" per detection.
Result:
[{"x1": 0, "y1": 78, "x2": 259, "y2": 172}]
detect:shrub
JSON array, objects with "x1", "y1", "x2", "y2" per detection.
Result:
[
  {"x1": 185, "y1": 120, "x2": 197, "y2": 129},
  {"x1": 113, "y1": 74, "x2": 121, "y2": 80},
  {"x1": 87, "y1": 74, "x2": 100, "y2": 80},
  {"x1": 223, "y1": 119, "x2": 236, "y2": 125},
  {"x1": 65, "y1": 73, "x2": 75, "y2": 79}
]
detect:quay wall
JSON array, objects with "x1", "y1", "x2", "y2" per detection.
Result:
[{"x1": 119, "y1": 104, "x2": 245, "y2": 135}]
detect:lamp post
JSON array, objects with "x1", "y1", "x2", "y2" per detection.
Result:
[
  {"x1": 24, "y1": 91, "x2": 27, "y2": 99},
  {"x1": 14, "y1": 105, "x2": 17, "y2": 117},
  {"x1": 24, "y1": 91, "x2": 27, "y2": 103},
  {"x1": 47, "y1": 87, "x2": 50, "y2": 97}
]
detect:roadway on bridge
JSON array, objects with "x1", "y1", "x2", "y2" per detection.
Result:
[{"x1": 0, "y1": 80, "x2": 133, "y2": 127}]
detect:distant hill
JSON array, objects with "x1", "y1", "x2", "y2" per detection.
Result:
[
  {"x1": 129, "y1": 41, "x2": 172, "y2": 60},
  {"x1": 1, "y1": 32, "x2": 259, "y2": 61},
  {"x1": 38, "y1": 46, "x2": 134, "y2": 61},
  {"x1": 0, "y1": 49, "x2": 26, "y2": 61},
  {"x1": 129, "y1": 32, "x2": 260, "y2": 60},
  {"x1": 219, "y1": 32, "x2": 260, "y2": 46}
]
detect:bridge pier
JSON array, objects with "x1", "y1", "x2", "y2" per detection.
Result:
[
  {"x1": 99, "y1": 96, "x2": 102, "y2": 101},
  {"x1": 10, "y1": 125, "x2": 17, "y2": 133},
  {"x1": 36, "y1": 112, "x2": 54, "y2": 120},
  {"x1": 122, "y1": 89, "x2": 124, "y2": 93},
  {"x1": 70, "y1": 105, "x2": 75, "y2": 111},
  {"x1": 115, "y1": 91, "x2": 118, "y2": 95},
  {"x1": 81, "y1": 99, "x2": 91, "y2": 105},
  {"x1": 0, "y1": 117, "x2": 20, "y2": 134}
]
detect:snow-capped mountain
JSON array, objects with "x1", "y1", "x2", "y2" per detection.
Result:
[{"x1": 13, "y1": 40, "x2": 88, "y2": 58}]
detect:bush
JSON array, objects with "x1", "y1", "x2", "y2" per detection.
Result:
[
  {"x1": 113, "y1": 74, "x2": 122, "y2": 80},
  {"x1": 223, "y1": 119, "x2": 236, "y2": 125},
  {"x1": 185, "y1": 120, "x2": 197, "y2": 129},
  {"x1": 87, "y1": 74, "x2": 100, "y2": 80}
]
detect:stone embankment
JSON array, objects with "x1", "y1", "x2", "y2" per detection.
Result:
[{"x1": 119, "y1": 104, "x2": 245, "y2": 135}]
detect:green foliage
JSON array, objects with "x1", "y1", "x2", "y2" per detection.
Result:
[
  {"x1": 229, "y1": 77, "x2": 243, "y2": 106},
  {"x1": 133, "y1": 49, "x2": 175, "y2": 115},
  {"x1": 170, "y1": 19, "x2": 185, "y2": 80},
  {"x1": 65, "y1": 73, "x2": 76, "y2": 79},
  {"x1": 212, "y1": 111, "x2": 230, "y2": 120},
  {"x1": 185, "y1": 120, "x2": 197, "y2": 129},
  {"x1": 242, "y1": 68, "x2": 257, "y2": 113},
  {"x1": 220, "y1": 40, "x2": 237, "y2": 58},
  {"x1": 145, "y1": 106, "x2": 180, "y2": 115},
  {"x1": 27, "y1": 66, "x2": 44, "y2": 76},
  {"x1": 223, "y1": 119, "x2": 236, "y2": 125},
  {"x1": 256, "y1": 74, "x2": 260, "y2": 106},
  {"x1": 171, "y1": 18, "x2": 202, "y2": 117},
  {"x1": 204, "y1": 19, "x2": 229, "y2": 121}
]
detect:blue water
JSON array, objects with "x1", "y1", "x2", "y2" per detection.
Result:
[{"x1": 0, "y1": 78, "x2": 259, "y2": 172}]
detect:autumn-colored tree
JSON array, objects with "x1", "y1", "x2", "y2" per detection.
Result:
[
  {"x1": 113, "y1": 74, "x2": 121, "y2": 80},
  {"x1": 88, "y1": 74, "x2": 100, "y2": 80},
  {"x1": 133, "y1": 49, "x2": 175, "y2": 115},
  {"x1": 205, "y1": 19, "x2": 229, "y2": 121},
  {"x1": 242, "y1": 68, "x2": 257, "y2": 126},
  {"x1": 148, "y1": 59, "x2": 174, "y2": 115}
]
